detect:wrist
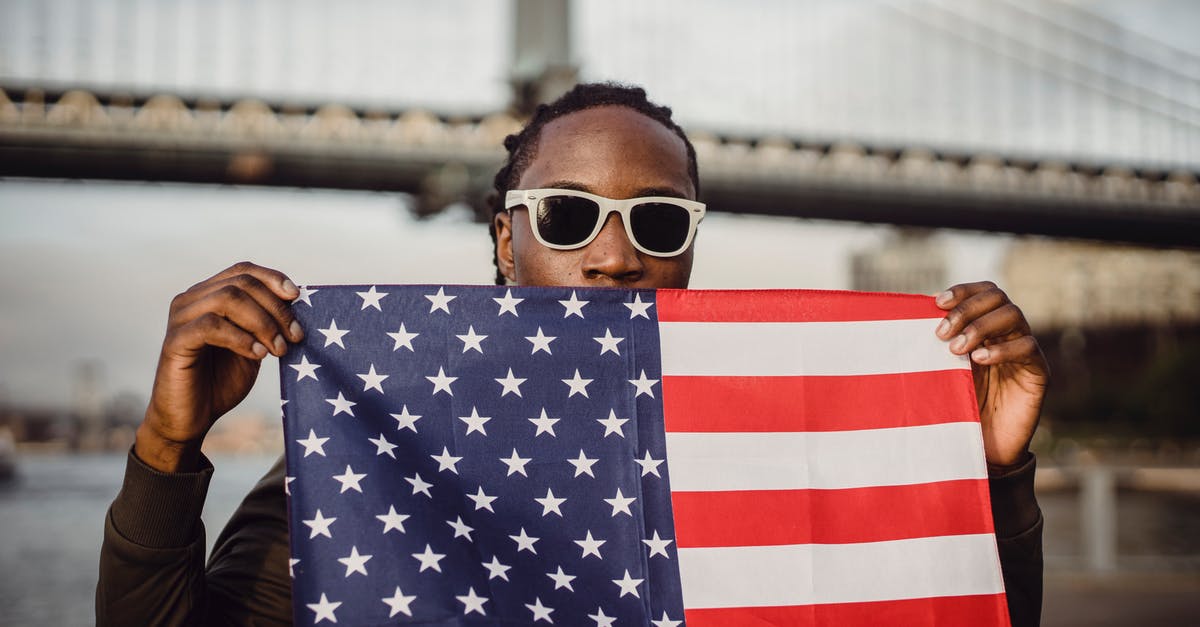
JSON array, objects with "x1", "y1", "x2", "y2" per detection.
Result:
[{"x1": 134, "y1": 416, "x2": 204, "y2": 473}]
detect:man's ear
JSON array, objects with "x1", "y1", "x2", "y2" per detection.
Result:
[{"x1": 494, "y1": 211, "x2": 517, "y2": 284}]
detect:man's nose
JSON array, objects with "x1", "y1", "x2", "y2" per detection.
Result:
[{"x1": 581, "y1": 212, "x2": 645, "y2": 284}]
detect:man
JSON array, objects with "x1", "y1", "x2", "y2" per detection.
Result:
[{"x1": 98, "y1": 83, "x2": 1046, "y2": 625}]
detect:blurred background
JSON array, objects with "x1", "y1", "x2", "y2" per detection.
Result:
[{"x1": 0, "y1": 0, "x2": 1197, "y2": 624}]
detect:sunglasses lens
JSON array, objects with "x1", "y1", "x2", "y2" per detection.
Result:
[
  {"x1": 631, "y1": 202, "x2": 692, "y2": 254},
  {"x1": 536, "y1": 195, "x2": 601, "y2": 246}
]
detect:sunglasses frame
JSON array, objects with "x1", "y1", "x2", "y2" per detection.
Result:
[{"x1": 505, "y1": 188, "x2": 706, "y2": 257}]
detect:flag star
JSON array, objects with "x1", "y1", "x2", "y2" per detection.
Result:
[
  {"x1": 635, "y1": 450, "x2": 664, "y2": 477},
  {"x1": 644, "y1": 530, "x2": 675, "y2": 558},
  {"x1": 447, "y1": 516, "x2": 474, "y2": 541},
  {"x1": 456, "y1": 587, "x2": 488, "y2": 616},
  {"x1": 612, "y1": 569, "x2": 644, "y2": 598},
  {"x1": 288, "y1": 557, "x2": 299, "y2": 578},
  {"x1": 458, "y1": 406, "x2": 492, "y2": 436},
  {"x1": 568, "y1": 449, "x2": 599, "y2": 478},
  {"x1": 500, "y1": 448, "x2": 532, "y2": 477},
  {"x1": 307, "y1": 593, "x2": 340, "y2": 624},
  {"x1": 337, "y1": 545, "x2": 372, "y2": 577},
  {"x1": 562, "y1": 369, "x2": 593, "y2": 397},
  {"x1": 368, "y1": 433, "x2": 397, "y2": 458},
  {"x1": 426, "y1": 367, "x2": 457, "y2": 396},
  {"x1": 574, "y1": 530, "x2": 605, "y2": 559},
  {"x1": 629, "y1": 369, "x2": 660, "y2": 397},
  {"x1": 510, "y1": 527, "x2": 540, "y2": 554},
  {"x1": 325, "y1": 391, "x2": 356, "y2": 417},
  {"x1": 411, "y1": 544, "x2": 446, "y2": 572},
  {"x1": 317, "y1": 318, "x2": 349, "y2": 348},
  {"x1": 289, "y1": 355, "x2": 321, "y2": 381},
  {"x1": 302, "y1": 509, "x2": 336, "y2": 539},
  {"x1": 425, "y1": 287, "x2": 455, "y2": 314},
  {"x1": 493, "y1": 288, "x2": 523, "y2": 316},
  {"x1": 525, "y1": 597, "x2": 554, "y2": 623},
  {"x1": 625, "y1": 293, "x2": 654, "y2": 319},
  {"x1": 431, "y1": 447, "x2": 463, "y2": 474},
  {"x1": 593, "y1": 328, "x2": 625, "y2": 355},
  {"x1": 332, "y1": 465, "x2": 366, "y2": 493},
  {"x1": 468, "y1": 486, "x2": 497, "y2": 512},
  {"x1": 356, "y1": 364, "x2": 388, "y2": 393},
  {"x1": 284, "y1": 476, "x2": 295, "y2": 495},
  {"x1": 405, "y1": 472, "x2": 433, "y2": 498},
  {"x1": 296, "y1": 429, "x2": 329, "y2": 457},
  {"x1": 535, "y1": 487, "x2": 566, "y2": 517},
  {"x1": 525, "y1": 327, "x2": 556, "y2": 354},
  {"x1": 588, "y1": 607, "x2": 617, "y2": 627},
  {"x1": 495, "y1": 368, "x2": 527, "y2": 397},
  {"x1": 547, "y1": 566, "x2": 576, "y2": 591},
  {"x1": 604, "y1": 487, "x2": 636, "y2": 517},
  {"x1": 456, "y1": 325, "x2": 487, "y2": 353},
  {"x1": 482, "y1": 556, "x2": 511, "y2": 581},
  {"x1": 386, "y1": 322, "x2": 418, "y2": 351},
  {"x1": 597, "y1": 409, "x2": 629, "y2": 438},
  {"x1": 528, "y1": 408, "x2": 559, "y2": 437},
  {"x1": 356, "y1": 285, "x2": 388, "y2": 311},
  {"x1": 390, "y1": 405, "x2": 422, "y2": 432},
  {"x1": 376, "y1": 505, "x2": 409, "y2": 534},
  {"x1": 652, "y1": 612, "x2": 683, "y2": 627},
  {"x1": 382, "y1": 587, "x2": 416, "y2": 619},
  {"x1": 559, "y1": 290, "x2": 589, "y2": 318},
  {"x1": 294, "y1": 285, "x2": 318, "y2": 307}
]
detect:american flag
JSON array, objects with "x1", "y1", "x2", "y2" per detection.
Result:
[{"x1": 280, "y1": 285, "x2": 1009, "y2": 626}]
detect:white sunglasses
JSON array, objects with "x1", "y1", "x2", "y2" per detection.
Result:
[{"x1": 505, "y1": 188, "x2": 705, "y2": 257}]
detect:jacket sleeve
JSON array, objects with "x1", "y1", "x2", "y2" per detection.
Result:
[{"x1": 988, "y1": 453, "x2": 1044, "y2": 627}]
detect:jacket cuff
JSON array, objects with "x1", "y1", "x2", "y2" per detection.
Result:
[
  {"x1": 110, "y1": 446, "x2": 214, "y2": 549},
  {"x1": 988, "y1": 451, "x2": 1041, "y2": 539}
]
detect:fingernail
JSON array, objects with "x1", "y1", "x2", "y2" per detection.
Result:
[
  {"x1": 251, "y1": 342, "x2": 268, "y2": 358},
  {"x1": 972, "y1": 347, "x2": 990, "y2": 362},
  {"x1": 936, "y1": 291, "x2": 953, "y2": 307},
  {"x1": 950, "y1": 335, "x2": 967, "y2": 352},
  {"x1": 273, "y1": 334, "x2": 287, "y2": 355},
  {"x1": 290, "y1": 320, "x2": 303, "y2": 340},
  {"x1": 281, "y1": 279, "x2": 298, "y2": 297},
  {"x1": 936, "y1": 319, "x2": 950, "y2": 338}
]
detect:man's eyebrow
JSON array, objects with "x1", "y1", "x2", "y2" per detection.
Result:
[{"x1": 539, "y1": 180, "x2": 690, "y2": 199}]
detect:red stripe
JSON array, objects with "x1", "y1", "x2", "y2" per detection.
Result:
[
  {"x1": 656, "y1": 289, "x2": 944, "y2": 323},
  {"x1": 671, "y1": 479, "x2": 994, "y2": 547},
  {"x1": 683, "y1": 593, "x2": 1010, "y2": 627},
  {"x1": 662, "y1": 371, "x2": 978, "y2": 433}
]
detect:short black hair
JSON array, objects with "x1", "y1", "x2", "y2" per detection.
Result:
[{"x1": 487, "y1": 82, "x2": 700, "y2": 285}]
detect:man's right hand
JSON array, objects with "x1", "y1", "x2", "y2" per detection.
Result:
[{"x1": 134, "y1": 262, "x2": 303, "y2": 473}]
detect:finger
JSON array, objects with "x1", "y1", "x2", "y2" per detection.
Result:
[
  {"x1": 175, "y1": 273, "x2": 303, "y2": 342},
  {"x1": 165, "y1": 312, "x2": 269, "y2": 361},
  {"x1": 968, "y1": 334, "x2": 1044, "y2": 369},
  {"x1": 936, "y1": 284, "x2": 1007, "y2": 340},
  {"x1": 173, "y1": 285, "x2": 289, "y2": 356},
  {"x1": 950, "y1": 303, "x2": 1024, "y2": 354},
  {"x1": 935, "y1": 281, "x2": 998, "y2": 310},
  {"x1": 179, "y1": 261, "x2": 300, "y2": 308}
]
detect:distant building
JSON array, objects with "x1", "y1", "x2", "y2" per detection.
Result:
[{"x1": 851, "y1": 229, "x2": 947, "y2": 295}]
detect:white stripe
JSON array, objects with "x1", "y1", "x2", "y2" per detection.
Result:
[
  {"x1": 678, "y1": 534, "x2": 1005, "y2": 608},
  {"x1": 665, "y1": 423, "x2": 987, "y2": 491},
  {"x1": 658, "y1": 319, "x2": 968, "y2": 376}
]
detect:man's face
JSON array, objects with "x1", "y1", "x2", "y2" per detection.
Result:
[{"x1": 493, "y1": 106, "x2": 696, "y2": 289}]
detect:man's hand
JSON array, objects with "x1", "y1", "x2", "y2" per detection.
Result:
[
  {"x1": 935, "y1": 281, "x2": 1048, "y2": 467},
  {"x1": 135, "y1": 262, "x2": 303, "y2": 473}
]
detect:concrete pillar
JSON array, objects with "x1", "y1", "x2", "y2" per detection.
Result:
[
  {"x1": 510, "y1": 0, "x2": 578, "y2": 115},
  {"x1": 1080, "y1": 465, "x2": 1118, "y2": 572}
]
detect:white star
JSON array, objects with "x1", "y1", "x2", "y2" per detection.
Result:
[
  {"x1": 547, "y1": 566, "x2": 576, "y2": 591},
  {"x1": 574, "y1": 530, "x2": 605, "y2": 559},
  {"x1": 562, "y1": 369, "x2": 593, "y2": 397},
  {"x1": 597, "y1": 409, "x2": 629, "y2": 438},
  {"x1": 302, "y1": 509, "x2": 336, "y2": 539},
  {"x1": 455, "y1": 587, "x2": 488, "y2": 616},
  {"x1": 630, "y1": 369, "x2": 660, "y2": 397},
  {"x1": 447, "y1": 516, "x2": 474, "y2": 541},
  {"x1": 368, "y1": 433, "x2": 397, "y2": 458},
  {"x1": 493, "y1": 288, "x2": 523, "y2": 316},
  {"x1": 288, "y1": 557, "x2": 299, "y2": 578},
  {"x1": 332, "y1": 465, "x2": 366, "y2": 493},
  {"x1": 386, "y1": 322, "x2": 418, "y2": 351},
  {"x1": 568, "y1": 449, "x2": 598, "y2": 478},
  {"x1": 588, "y1": 607, "x2": 617, "y2": 627},
  {"x1": 612, "y1": 569, "x2": 644, "y2": 598},
  {"x1": 295, "y1": 285, "x2": 318, "y2": 307},
  {"x1": 376, "y1": 505, "x2": 409, "y2": 534},
  {"x1": 535, "y1": 487, "x2": 566, "y2": 517},
  {"x1": 651, "y1": 612, "x2": 682, "y2": 627},
  {"x1": 306, "y1": 593, "x2": 340, "y2": 624},
  {"x1": 467, "y1": 486, "x2": 497, "y2": 512},
  {"x1": 525, "y1": 597, "x2": 554, "y2": 623},
  {"x1": 593, "y1": 328, "x2": 625, "y2": 355},
  {"x1": 337, "y1": 545, "x2": 372, "y2": 577},
  {"x1": 528, "y1": 408, "x2": 559, "y2": 437},
  {"x1": 604, "y1": 487, "x2": 636, "y2": 517},
  {"x1": 284, "y1": 476, "x2": 295, "y2": 495},
  {"x1": 458, "y1": 406, "x2": 492, "y2": 436},
  {"x1": 381, "y1": 587, "x2": 416, "y2": 618},
  {"x1": 559, "y1": 290, "x2": 589, "y2": 318},
  {"x1": 425, "y1": 287, "x2": 455, "y2": 314},
  {"x1": 635, "y1": 450, "x2": 664, "y2": 477},
  {"x1": 456, "y1": 325, "x2": 487, "y2": 353},
  {"x1": 405, "y1": 472, "x2": 433, "y2": 498},
  {"x1": 510, "y1": 527, "x2": 540, "y2": 554},
  {"x1": 500, "y1": 448, "x2": 532, "y2": 477},
  {"x1": 643, "y1": 530, "x2": 675, "y2": 559},
  {"x1": 356, "y1": 285, "x2": 388, "y2": 311},
  {"x1": 296, "y1": 429, "x2": 329, "y2": 457},
  {"x1": 390, "y1": 405, "x2": 422, "y2": 432},
  {"x1": 426, "y1": 367, "x2": 457, "y2": 396},
  {"x1": 625, "y1": 293, "x2": 654, "y2": 319},
  {"x1": 482, "y1": 556, "x2": 511, "y2": 581},
  {"x1": 289, "y1": 355, "x2": 321, "y2": 381},
  {"x1": 495, "y1": 368, "x2": 526, "y2": 397},
  {"x1": 431, "y1": 446, "x2": 463, "y2": 474},
  {"x1": 356, "y1": 364, "x2": 388, "y2": 393},
  {"x1": 317, "y1": 318, "x2": 349, "y2": 348},
  {"x1": 525, "y1": 327, "x2": 556, "y2": 354},
  {"x1": 411, "y1": 543, "x2": 445, "y2": 572},
  {"x1": 325, "y1": 391, "x2": 356, "y2": 417}
]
